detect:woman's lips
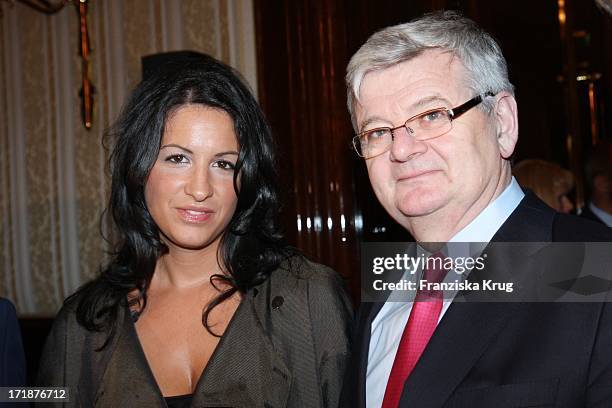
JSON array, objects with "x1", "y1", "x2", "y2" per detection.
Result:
[{"x1": 177, "y1": 208, "x2": 213, "y2": 223}]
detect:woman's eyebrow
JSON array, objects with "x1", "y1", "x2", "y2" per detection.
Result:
[
  {"x1": 159, "y1": 144, "x2": 193, "y2": 154},
  {"x1": 215, "y1": 151, "x2": 239, "y2": 157}
]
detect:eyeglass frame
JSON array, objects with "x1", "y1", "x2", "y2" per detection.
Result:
[{"x1": 352, "y1": 92, "x2": 496, "y2": 159}]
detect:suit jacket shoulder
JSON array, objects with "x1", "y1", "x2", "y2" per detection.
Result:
[
  {"x1": 0, "y1": 298, "x2": 26, "y2": 387},
  {"x1": 494, "y1": 191, "x2": 612, "y2": 242},
  {"x1": 37, "y1": 292, "x2": 123, "y2": 407},
  {"x1": 553, "y1": 212, "x2": 612, "y2": 241}
]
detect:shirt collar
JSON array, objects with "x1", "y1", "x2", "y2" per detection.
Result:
[
  {"x1": 589, "y1": 201, "x2": 612, "y2": 227},
  {"x1": 449, "y1": 177, "x2": 524, "y2": 243}
]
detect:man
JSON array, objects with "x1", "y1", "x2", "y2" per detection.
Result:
[
  {"x1": 341, "y1": 11, "x2": 612, "y2": 408},
  {"x1": 581, "y1": 140, "x2": 612, "y2": 227}
]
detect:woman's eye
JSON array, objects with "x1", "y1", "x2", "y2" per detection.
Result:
[
  {"x1": 165, "y1": 154, "x2": 189, "y2": 164},
  {"x1": 212, "y1": 160, "x2": 236, "y2": 171}
]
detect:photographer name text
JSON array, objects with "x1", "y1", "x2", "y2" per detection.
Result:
[{"x1": 372, "y1": 279, "x2": 514, "y2": 293}]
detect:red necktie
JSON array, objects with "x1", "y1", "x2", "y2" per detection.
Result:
[{"x1": 381, "y1": 253, "x2": 448, "y2": 408}]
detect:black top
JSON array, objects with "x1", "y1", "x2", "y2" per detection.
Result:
[{"x1": 164, "y1": 394, "x2": 192, "y2": 408}]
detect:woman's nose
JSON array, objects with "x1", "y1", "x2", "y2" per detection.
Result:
[{"x1": 184, "y1": 168, "x2": 213, "y2": 201}]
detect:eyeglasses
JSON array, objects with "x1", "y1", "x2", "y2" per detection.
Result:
[{"x1": 352, "y1": 92, "x2": 495, "y2": 159}]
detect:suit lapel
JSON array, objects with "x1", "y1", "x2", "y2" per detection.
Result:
[
  {"x1": 350, "y1": 301, "x2": 385, "y2": 408},
  {"x1": 345, "y1": 254, "x2": 411, "y2": 408},
  {"x1": 397, "y1": 301, "x2": 520, "y2": 407},
  {"x1": 394, "y1": 192, "x2": 556, "y2": 407},
  {"x1": 491, "y1": 191, "x2": 554, "y2": 243}
]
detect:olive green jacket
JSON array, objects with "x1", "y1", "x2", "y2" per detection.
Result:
[{"x1": 37, "y1": 258, "x2": 352, "y2": 407}]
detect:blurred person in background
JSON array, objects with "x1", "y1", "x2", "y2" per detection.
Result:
[
  {"x1": 581, "y1": 140, "x2": 612, "y2": 226},
  {"x1": 513, "y1": 159, "x2": 575, "y2": 213}
]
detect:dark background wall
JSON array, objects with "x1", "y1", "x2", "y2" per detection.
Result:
[{"x1": 254, "y1": 0, "x2": 612, "y2": 301}]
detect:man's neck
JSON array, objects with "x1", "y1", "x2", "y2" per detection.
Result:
[{"x1": 408, "y1": 172, "x2": 513, "y2": 242}]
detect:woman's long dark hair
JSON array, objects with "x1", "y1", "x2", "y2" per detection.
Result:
[{"x1": 73, "y1": 54, "x2": 291, "y2": 343}]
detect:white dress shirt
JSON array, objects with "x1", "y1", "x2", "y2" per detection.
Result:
[
  {"x1": 366, "y1": 177, "x2": 525, "y2": 408},
  {"x1": 588, "y1": 202, "x2": 612, "y2": 227}
]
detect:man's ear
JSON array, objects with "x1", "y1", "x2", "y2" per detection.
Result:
[{"x1": 493, "y1": 92, "x2": 519, "y2": 159}]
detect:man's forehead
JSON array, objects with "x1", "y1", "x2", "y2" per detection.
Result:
[
  {"x1": 358, "y1": 50, "x2": 460, "y2": 101},
  {"x1": 354, "y1": 51, "x2": 466, "y2": 128}
]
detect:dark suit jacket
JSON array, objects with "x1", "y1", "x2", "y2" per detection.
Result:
[
  {"x1": 342, "y1": 192, "x2": 612, "y2": 408},
  {"x1": 0, "y1": 297, "x2": 26, "y2": 388},
  {"x1": 580, "y1": 204, "x2": 608, "y2": 226},
  {"x1": 37, "y1": 257, "x2": 352, "y2": 407}
]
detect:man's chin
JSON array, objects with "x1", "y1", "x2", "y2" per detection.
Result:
[{"x1": 394, "y1": 195, "x2": 444, "y2": 219}]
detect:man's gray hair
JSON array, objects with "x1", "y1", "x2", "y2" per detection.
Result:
[{"x1": 346, "y1": 11, "x2": 514, "y2": 130}]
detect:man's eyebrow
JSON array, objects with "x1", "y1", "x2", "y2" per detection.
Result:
[
  {"x1": 358, "y1": 95, "x2": 451, "y2": 132},
  {"x1": 410, "y1": 95, "x2": 451, "y2": 110},
  {"x1": 358, "y1": 116, "x2": 389, "y2": 133},
  {"x1": 159, "y1": 144, "x2": 193, "y2": 154}
]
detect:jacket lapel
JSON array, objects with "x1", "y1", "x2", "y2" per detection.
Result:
[
  {"x1": 191, "y1": 293, "x2": 292, "y2": 408},
  {"x1": 491, "y1": 191, "x2": 554, "y2": 243},
  {"x1": 94, "y1": 292, "x2": 292, "y2": 408},
  {"x1": 348, "y1": 301, "x2": 385, "y2": 408},
  {"x1": 95, "y1": 308, "x2": 166, "y2": 407},
  {"x1": 395, "y1": 192, "x2": 556, "y2": 407},
  {"x1": 396, "y1": 301, "x2": 520, "y2": 407}
]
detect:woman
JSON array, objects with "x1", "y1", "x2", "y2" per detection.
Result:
[
  {"x1": 513, "y1": 159, "x2": 575, "y2": 213},
  {"x1": 38, "y1": 55, "x2": 352, "y2": 407}
]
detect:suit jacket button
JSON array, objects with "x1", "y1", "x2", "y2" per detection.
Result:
[{"x1": 272, "y1": 296, "x2": 284, "y2": 309}]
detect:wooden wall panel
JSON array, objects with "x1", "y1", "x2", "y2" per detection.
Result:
[{"x1": 255, "y1": 0, "x2": 361, "y2": 298}]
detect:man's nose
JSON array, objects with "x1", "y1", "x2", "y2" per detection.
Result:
[
  {"x1": 184, "y1": 168, "x2": 213, "y2": 201},
  {"x1": 389, "y1": 126, "x2": 426, "y2": 162}
]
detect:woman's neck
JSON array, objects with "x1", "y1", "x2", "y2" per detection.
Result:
[{"x1": 153, "y1": 241, "x2": 225, "y2": 289}]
